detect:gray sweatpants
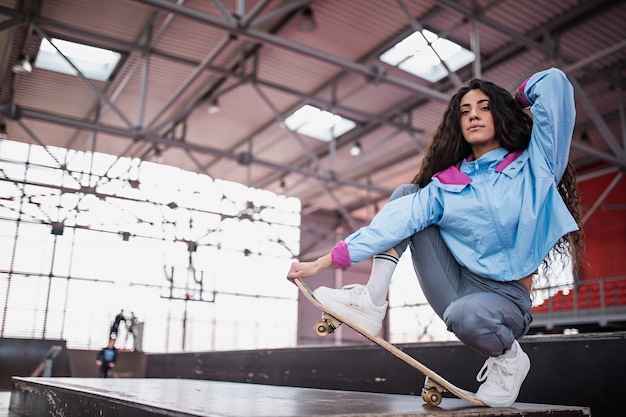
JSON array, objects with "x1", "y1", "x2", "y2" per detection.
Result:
[{"x1": 390, "y1": 185, "x2": 533, "y2": 357}]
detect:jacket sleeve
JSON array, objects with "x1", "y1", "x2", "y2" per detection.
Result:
[
  {"x1": 332, "y1": 185, "x2": 442, "y2": 266},
  {"x1": 517, "y1": 68, "x2": 575, "y2": 182}
]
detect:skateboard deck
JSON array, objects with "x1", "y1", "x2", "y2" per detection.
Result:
[{"x1": 292, "y1": 277, "x2": 484, "y2": 407}]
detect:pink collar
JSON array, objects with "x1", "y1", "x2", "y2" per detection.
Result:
[{"x1": 433, "y1": 150, "x2": 524, "y2": 185}]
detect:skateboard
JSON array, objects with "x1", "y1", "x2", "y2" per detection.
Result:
[{"x1": 292, "y1": 277, "x2": 484, "y2": 407}]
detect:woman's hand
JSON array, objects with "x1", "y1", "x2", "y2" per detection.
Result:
[
  {"x1": 287, "y1": 253, "x2": 333, "y2": 280},
  {"x1": 287, "y1": 261, "x2": 318, "y2": 279}
]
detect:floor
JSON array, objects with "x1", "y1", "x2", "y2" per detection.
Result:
[{"x1": 0, "y1": 392, "x2": 18, "y2": 417}]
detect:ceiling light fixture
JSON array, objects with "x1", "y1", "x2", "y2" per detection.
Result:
[
  {"x1": 150, "y1": 146, "x2": 163, "y2": 163},
  {"x1": 297, "y1": 7, "x2": 317, "y2": 32},
  {"x1": 350, "y1": 141, "x2": 362, "y2": 156},
  {"x1": 12, "y1": 54, "x2": 32, "y2": 74},
  {"x1": 207, "y1": 99, "x2": 221, "y2": 115}
]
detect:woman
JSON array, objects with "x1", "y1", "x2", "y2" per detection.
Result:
[{"x1": 287, "y1": 68, "x2": 583, "y2": 407}]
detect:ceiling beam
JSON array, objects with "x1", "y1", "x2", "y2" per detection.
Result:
[
  {"x1": 1, "y1": 103, "x2": 393, "y2": 197},
  {"x1": 133, "y1": 0, "x2": 451, "y2": 103}
]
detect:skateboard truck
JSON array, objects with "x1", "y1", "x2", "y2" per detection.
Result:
[
  {"x1": 421, "y1": 376, "x2": 446, "y2": 406},
  {"x1": 314, "y1": 312, "x2": 342, "y2": 336}
]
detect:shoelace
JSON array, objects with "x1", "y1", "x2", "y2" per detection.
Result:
[
  {"x1": 476, "y1": 357, "x2": 511, "y2": 390},
  {"x1": 340, "y1": 284, "x2": 366, "y2": 308}
]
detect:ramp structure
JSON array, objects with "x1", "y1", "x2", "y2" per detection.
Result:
[{"x1": 8, "y1": 377, "x2": 590, "y2": 417}]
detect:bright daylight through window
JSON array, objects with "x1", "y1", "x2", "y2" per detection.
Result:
[
  {"x1": 35, "y1": 37, "x2": 121, "y2": 81},
  {"x1": 380, "y1": 29, "x2": 475, "y2": 83},
  {"x1": 0, "y1": 139, "x2": 301, "y2": 352},
  {"x1": 284, "y1": 104, "x2": 356, "y2": 142}
]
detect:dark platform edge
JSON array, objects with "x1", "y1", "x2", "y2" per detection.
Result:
[{"x1": 9, "y1": 377, "x2": 591, "y2": 417}]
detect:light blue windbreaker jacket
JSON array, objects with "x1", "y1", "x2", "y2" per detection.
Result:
[{"x1": 333, "y1": 68, "x2": 579, "y2": 282}]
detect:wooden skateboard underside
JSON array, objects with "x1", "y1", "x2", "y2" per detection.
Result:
[{"x1": 292, "y1": 277, "x2": 484, "y2": 407}]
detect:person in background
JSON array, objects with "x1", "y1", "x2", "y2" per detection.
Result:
[
  {"x1": 110, "y1": 309, "x2": 126, "y2": 339},
  {"x1": 288, "y1": 68, "x2": 584, "y2": 407},
  {"x1": 125, "y1": 311, "x2": 139, "y2": 351},
  {"x1": 96, "y1": 338, "x2": 118, "y2": 378}
]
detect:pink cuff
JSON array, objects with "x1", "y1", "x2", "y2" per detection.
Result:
[
  {"x1": 331, "y1": 241, "x2": 352, "y2": 268},
  {"x1": 517, "y1": 78, "x2": 531, "y2": 108}
]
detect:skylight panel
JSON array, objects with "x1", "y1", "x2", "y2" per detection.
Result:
[
  {"x1": 380, "y1": 29, "x2": 475, "y2": 83},
  {"x1": 284, "y1": 105, "x2": 356, "y2": 142},
  {"x1": 35, "y1": 38, "x2": 121, "y2": 82}
]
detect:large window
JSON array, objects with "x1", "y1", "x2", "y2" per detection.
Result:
[{"x1": 0, "y1": 139, "x2": 300, "y2": 352}]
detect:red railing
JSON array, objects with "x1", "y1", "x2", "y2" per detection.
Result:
[{"x1": 532, "y1": 276, "x2": 626, "y2": 313}]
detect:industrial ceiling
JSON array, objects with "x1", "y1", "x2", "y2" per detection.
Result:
[{"x1": 1, "y1": 0, "x2": 625, "y2": 259}]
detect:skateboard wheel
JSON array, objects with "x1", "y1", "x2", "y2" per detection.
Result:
[
  {"x1": 314, "y1": 320, "x2": 332, "y2": 336},
  {"x1": 422, "y1": 387, "x2": 443, "y2": 407}
]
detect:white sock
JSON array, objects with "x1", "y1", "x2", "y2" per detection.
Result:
[{"x1": 366, "y1": 253, "x2": 399, "y2": 306}]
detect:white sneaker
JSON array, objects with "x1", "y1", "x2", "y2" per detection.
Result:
[
  {"x1": 313, "y1": 284, "x2": 387, "y2": 335},
  {"x1": 475, "y1": 340, "x2": 530, "y2": 407}
]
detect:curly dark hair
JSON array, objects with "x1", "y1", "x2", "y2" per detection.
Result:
[{"x1": 411, "y1": 78, "x2": 584, "y2": 274}]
